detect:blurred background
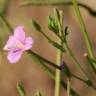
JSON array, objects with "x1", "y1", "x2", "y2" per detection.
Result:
[{"x1": 0, "y1": 0, "x2": 96, "y2": 96}]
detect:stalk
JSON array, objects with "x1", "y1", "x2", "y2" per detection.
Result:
[
  {"x1": 54, "y1": 10, "x2": 63, "y2": 96},
  {"x1": 72, "y1": 0, "x2": 96, "y2": 72}
]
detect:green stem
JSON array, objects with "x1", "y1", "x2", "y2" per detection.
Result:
[
  {"x1": 55, "y1": 43, "x2": 62, "y2": 96},
  {"x1": 30, "y1": 49, "x2": 86, "y2": 85},
  {"x1": 28, "y1": 50, "x2": 61, "y2": 69},
  {"x1": 72, "y1": 0, "x2": 96, "y2": 71},
  {"x1": 64, "y1": 42, "x2": 88, "y2": 79},
  {"x1": 71, "y1": 73, "x2": 87, "y2": 83},
  {"x1": 28, "y1": 50, "x2": 96, "y2": 91},
  {"x1": 20, "y1": 1, "x2": 96, "y2": 17},
  {"x1": 54, "y1": 10, "x2": 63, "y2": 96},
  {"x1": 72, "y1": 0, "x2": 94, "y2": 58},
  {"x1": 72, "y1": 73, "x2": 96, "y2": 90},
  {"x1": 67, "y1": 79, "x2": 71, "y2": 96},
  {"x1": 63, "y1": 43, "x2": 96, "y2": 90},
  {"x1": 30, "y1": 52, "x2": 80, "y2": 96}
]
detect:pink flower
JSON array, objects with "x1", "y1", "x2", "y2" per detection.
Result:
[{"x1": 3, "y1": 26, "x2": 34, "y2": 63}]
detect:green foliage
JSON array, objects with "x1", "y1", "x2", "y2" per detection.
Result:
[
  {"x1": 32, "y1": 20, "x2": 66, "y2": 52},
  {"x1": 0, "y1": 0, "x2": 10, "y2": 14},
  {"x1": 35, "y1": 91, "x2": 43, "y2": 96},
  {"x1": 85, "y1": 54, "x2": 96, "y2": 73},
  {"x1": 0, "y1": 16, "x2": 10, "y2": 49},
  {"x1": 20, "y1": 0, "x2": 96, "y2": 17},
  {"x1": 16, "y1": 83, "x2": 26, "y2": 96},
  {"x1": 48, "y1": 8, "x2": 62, "y2": 35},
  {"x1": 63, "y1": 26, "x2": 69, "y2": 42},
  {"x1": 50, "y1": 41, "x2": 65, "y2": 52},
  {"x1": 32, "y1": 20, "x2": 42, "y2": 32},
  {"x1": 64, "y1": 26, "x2": 69, "y2": 36},
  {"x1": 61, "y1": 61, "x2": 71, "y2": 78},
  {"x1": 21, "y1": 0, "x2": 65, "y2": 6},
  {"x1": 48, "y1": 16, "x2": 59, "y2": 33},
  {"x1": 28, "y1": 50, "x2": 80, "y2": 96}
]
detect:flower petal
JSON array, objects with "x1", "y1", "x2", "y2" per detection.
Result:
[
  {"x1": 7, "y1": 50, "x2": 23, "y2": 63},
  {"x1": 14, "y1": 26, "x2": 25, "y2": 42},
  {"x1": 24, "y1": 36, "x2": 34, "y2": 50},
  {"x1": 3, "y1": 36, "x2": 17, "y2": 51}
]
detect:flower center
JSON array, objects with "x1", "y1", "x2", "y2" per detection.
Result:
[{"x1": 16, "y1": 41, "x2": 24, "y2": 49}]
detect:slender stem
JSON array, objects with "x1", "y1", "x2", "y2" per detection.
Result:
[
  {"x1": 64, "y1": 42, "x2": 88, "y2": 79},
  {"x1": 30, "y1": 52, "x2": 80, "y2": 96},
  {"x1": 72, "y1": 0, "x2": 96, "y2": 70},
  {"x1": 20, "y1": 0, "x2": 96, "y2": 16},
  {"x1": 54, "y1": 10, "x2": 63, "y2": 96},
  {"x1": 71, "y1": 74, "x2": 87, "y2": 83},
  {"x1": 72, "y1": 73, "x2": 96, "y2": 90},
  {"x1": 64, "y1": 43, "x2": 96, "y2": 90},
  {"x1": 67, "y1": 79, "x2": 71, "y2": 96},
  {"x1": 29, "y1": 50, "x2": 96, "y2": 90},
  {"x1": 28, "y1": 50, "x2": 61, "y2": 70},
  {"x1": 84, "y1": 53, "x2": 96, "y2": 73},
  {"x1": 72, "y1": 0, "x2": 94, "y2": 58},
  {"x1": 29, "y1": 50, "x2": 83, "y2": 83},
  {"x1": 55, "y1": 41, "x2": 62, "y2": 96}
]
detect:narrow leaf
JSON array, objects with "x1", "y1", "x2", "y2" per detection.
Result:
[
  {"x1": 63, "y1": 26, "x2": 69, "y2": 42},
  {"x1": 61, "y1": 61, "x2": 71, "y2": 78},
  {"x1": 28, "y1": 50, "x2": 80, "y2": 96},
  {"x1": 32, "y1": 20, "x2": 66, "y2": 52},
  {"x1": 35, "y1": 91, "x2": 43, "y2": 96},
  {"x1": 48, "y1": 16, "x2": 59, "y2": 33},
  {"x1": 32, "y1": 20, "x2": 42, "y2": 32},
  {"x1": 16, "y1": 83, "x2": 26, "y2": 96}
]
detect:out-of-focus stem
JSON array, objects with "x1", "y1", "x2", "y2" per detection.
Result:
[{"x1": 72, "y1": 0, "x2": 96, "y2": 72}]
